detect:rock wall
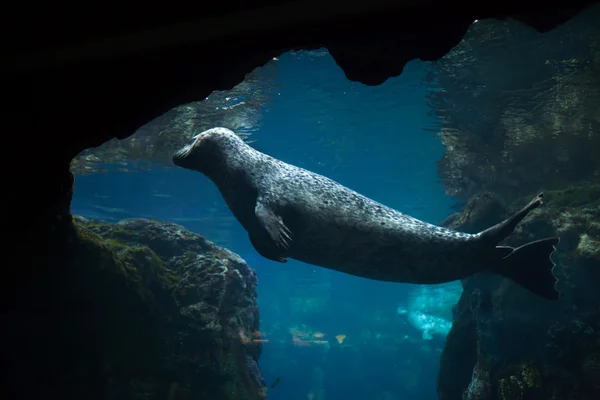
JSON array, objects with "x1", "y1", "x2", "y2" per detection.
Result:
[
  {"x1": 437, "y1": 191, "x2": 600, "y2": 400},
  {"x1": 7, "y1": 216, "x2": 265, "y2": 400}
]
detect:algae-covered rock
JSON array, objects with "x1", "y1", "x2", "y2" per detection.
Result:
[
  {"x1": 437, "y1": 192, "x2": 600, "y2": 400},
  {"x1": 55, "y1": 216, "x2": 266, "y2": 400},
  {"x1": 577, "y1": 234, "x2": 600, "y2": 260}
]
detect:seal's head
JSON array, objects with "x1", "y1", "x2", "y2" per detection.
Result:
[{"x1": 172, "y1": 127, "x2": 245, "y2": 174}]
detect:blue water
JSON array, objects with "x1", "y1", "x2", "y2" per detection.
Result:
[{"x1": 72, "y1": 50, "x2": 461, "y2": 400}]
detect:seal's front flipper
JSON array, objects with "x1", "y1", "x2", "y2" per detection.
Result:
[
  {"x1": 476, "y1": 192, "x2": 561, "y2": 300},
  {"x1": 249, "y1": 234, "x2": 288, "y2": 263},
  {"x1": 255, "y1": 201, "x2": 292, "y2": 250},
  {"x1": 491, "y1": 237, "x2": 560, "y2": 300}
]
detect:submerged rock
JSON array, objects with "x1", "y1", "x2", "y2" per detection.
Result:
[
  {"x1": 437, "y1": 192, "x2": 600, "y2": 399},
  {"x1": 53, "y1": 216, "x2": 265, "y2": 399}
]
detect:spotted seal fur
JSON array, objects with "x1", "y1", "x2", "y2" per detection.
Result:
[{"x1": 173, "y1": 127, "x2": 560, "y2": 300}]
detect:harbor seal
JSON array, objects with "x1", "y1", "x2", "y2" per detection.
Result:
[{"x1": 173, "y1": 127, "x2": 560, "y2": 300}]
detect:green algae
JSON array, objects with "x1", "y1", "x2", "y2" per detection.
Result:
[
  {"x1": 518, "y1": 183, "x2": 600, "y2": 209},
  {"x1": 74, "y1": 224, "x2": 175, "y2": 306},
  {"x1": 65, "y1": 223, "x2": 171, "y2": 379},
  {"x1": 577, "y1": 234, "x2": 600, "y2": 259}
]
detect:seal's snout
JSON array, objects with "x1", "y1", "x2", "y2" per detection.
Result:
[
  {"x1": 173, "y1": 134, "x2": 201, "y2": 168},
  {"x1": 172, "y1": 131, "x2": 216, "y2": 172},
  {"x1": 172, "y1": 143, "x2": 192, "y2": 167},
  {"x1": 172, "y1": 127, "x2": 238, "y2": 172}
]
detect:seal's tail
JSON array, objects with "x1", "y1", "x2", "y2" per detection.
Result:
[
  {"x1": 490, "y1": 238, "x2": 560, "y2": 300},
  {"x1": 477, "y1": 192, "x2": 560, "y2": 300}
]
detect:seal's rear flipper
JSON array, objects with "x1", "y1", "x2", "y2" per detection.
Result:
[
  {"x1": 491, "y1": 237, "x2": 560, "y2": 300},
  {"x1": 478, "y1": 193, "x2": 544, "y2": 244}
]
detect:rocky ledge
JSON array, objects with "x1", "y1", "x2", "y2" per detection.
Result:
[
  {"x1": 8, "y1": 216, "x2": 265, "y2": 400},
  {"x1": 437, "y1": 189, "x2": 600, "y2": 400}
]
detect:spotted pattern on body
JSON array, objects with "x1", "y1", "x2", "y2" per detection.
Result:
[{"x1": 173, "y1": 128, "x2": 494, "y2": 284}]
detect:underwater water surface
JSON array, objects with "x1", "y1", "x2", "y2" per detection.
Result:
[{"x1": 72, "y1": 51, "x2": 468, "y2": 399}]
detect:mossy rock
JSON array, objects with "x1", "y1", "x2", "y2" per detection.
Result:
[
  {"x1": 439, "y1": 187, "x2": 600, "y2": 400},
  {"x1": 66, "y1": 216, "x2": 264, "y2": 400},
  {"x1": 576, "y1": 234, "x2": 600, "y2": 259},
  {"x1": 442, "y1": 192, "x2": 506, "y2": 233},
  {"x1": 520, "y1": 183, "x2": 600, "y2": 209},
  {"x1": 59, "y1": 224, "x2": 177, "y2": 386},
  {"x1": 73, "y1": 224, "x2": 173, "y2": 306}
]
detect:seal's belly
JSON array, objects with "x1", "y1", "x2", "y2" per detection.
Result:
[{"x1": 284, "y1": 211, "x2": 477, "y2": 284}]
